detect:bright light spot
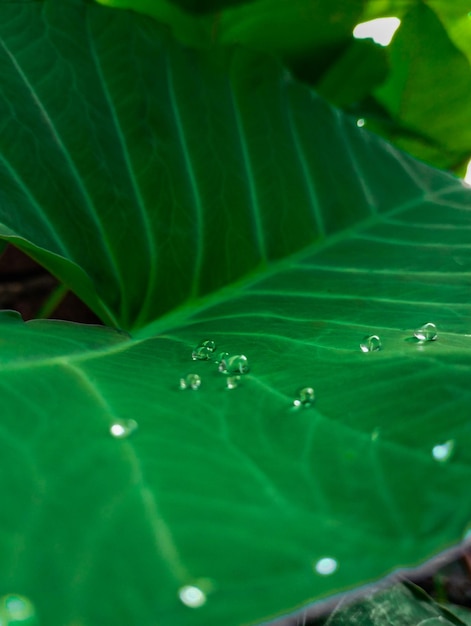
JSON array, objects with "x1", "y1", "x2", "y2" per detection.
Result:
[
  {"x1": 110, "y1": 423, "x2": 126, "y2": 437},
  {"x1": 179, "y1": 586, "x2": 207, "y2": 608},
  {"x1": 353, "y1": 17, "x2": 401, "y2": 46},
  {"x1": 314, "y1": 557, "x2": 338, "y2": 576},
  {"x1": 464, "y1": 159, "x2": 471, "y2": 187},
  {"x1": 432, "y1": 440, "x2": 454, "y2": 462},
  {"x1": 357, "y1": 118, "x2": 365, "y2": 128}
]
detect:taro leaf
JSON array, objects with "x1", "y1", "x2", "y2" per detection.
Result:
[
  {"x1": 2, "y1": 2, "x2": 471, "y2": 626},
  {"x1": 374, "y1": 3, "x2": 471, "y2": 171},
  {"x1": 315, "y1": 582, "x2": 468, "y2": 626}
]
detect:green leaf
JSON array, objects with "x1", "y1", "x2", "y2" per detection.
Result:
[
  {"x1": 315, "y1": 582, "x2": 468, "y2": 625},
  {"x1": 2, "y1": 2, "x2": 471, "y2": 626},
  {"x1": 315, "y1": 38, "x2": 388, "y2": 108},
  {"x1": 0, "y1": 0, "x2": 382, "y2": 331},
  {"x1": 375, "y1": 3, "x2": 471, "y2": 171}
]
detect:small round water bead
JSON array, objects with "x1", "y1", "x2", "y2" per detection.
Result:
[
  {"x1": 109, "y1": 419, "x2": 138, "y2": 439},
  {"x1": 218, "y1": 354, "x2": 250, "y2": 375},
  {"x1": 179, "y1": 374, "x2": 202, "y2": 390},
  {"x1": 432, "y1": 440, "x2": 454, "y2": 463},
  {"x1": 226, "y1": 376, "x2": 240, "y2": 390},
  {"x1": 192, "y1": 340, "x2": 217, "y2": 361},
  {"x1": 414, "y1": 322, "x2": 438, "y2": 342},
  {"x1": 360, "y1": 335, "x2": 381, "y2": 352},
  {"x1": 178, "y1": 585, "x2": 207, "y2": 608},
  {"x1": 0, "y1": 594, "x2": 37, "y2": 623},
  {"x1": 293, "y1": 387, "x2": 315, "y2": 408},
  {"x1": 314, "y1": 557, "x2": 338, "y2": 576}
]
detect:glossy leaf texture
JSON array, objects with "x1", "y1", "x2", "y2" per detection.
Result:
[
  {"x1": 0, "y1": 0, "x2": 371, "y2": 331},
  {"x1": 0, "y1": 0, "x2": 419, "y2": 332}
]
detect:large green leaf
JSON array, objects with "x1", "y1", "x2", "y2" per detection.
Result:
[
  {"x1": 2, "y1": 2, "x2": 471, "y2": 625},
  {"x1": 0, "y1": 0, "x2": 390, "y2": 331}
]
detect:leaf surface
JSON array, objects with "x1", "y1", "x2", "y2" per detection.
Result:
[{"x1": 2, "y1": 2, "x2": 471, "y2": 626}]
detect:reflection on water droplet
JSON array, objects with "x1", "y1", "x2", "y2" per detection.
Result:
[
  {"x1": 0, "y1": 594, "x2": 36, "y2": 622},
  {"x1": 414, "y1": 322, "x2": 437, "y2": 342},
  {"x1": 214, "y1": 351, "x2": 230, "y2": 364},
  {"x1": 192, "y1": 346, "x2": 212, "y2": 361},
  {"x1": 226, "y1": 376, "x2": 240, "y2": 390},
  {"x1": 218, "y1": 354, "x2": 249, "y2": 375},
  {"x1": 178, "y1": 585, "x2": 206, "y2": 608},
  {"x1": 360, "y1": 335, "x2": 381, "y2": 352},
  {"x1": 371, "y1": 428, "x2": 380, "y2": 441},
  {"x1": 192, "y1": 340, "x2": 217, "y2": 361},
  {"x1": 179, "y1": 374, "x2": 202, "y2": 391},
  {"x1": 293, "y1": 387, "x2": 315, "y2": 408},
  {"x1": 432, "y1": 440, "x2": 454, "y2": 462},
  {"x1": 314, "y1": 557, "x2": 338, "y2": 576},
  {"x1": 357, "y1": 118, "x2": 365, "y2": 127},
  {"x1": 110, "y1": 419, "x2": 138, "y2": 439}
]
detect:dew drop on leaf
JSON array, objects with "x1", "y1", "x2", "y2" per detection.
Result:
[
  {"x1": 178, "y1": 585, "x2": 207, "y2": 608},
  {"x1": 109, "y1": 419, "x2": 138, "y2": 439},
  {"x1": 214, "y1": 351, "x2": 230, "y2": 364},
  {"x1": 192, "y1": 346, "x2": 213, "y2": 361},
  {"x1": 218, "y1": 354, "x2": 250, "y2": 375},
  {"x1": 293, "y1": 387, "x2": 315, "y2": 408},
  {"x1": 314, "y1": 557, "x2": 338, "y2": 576},
  {"x1": 414, "y1": 322, "x2": 438, "y2": 342},
  {"x1": 0, "y1": 594, "x2": 37, "y2": 622},
  {"x1": 179, "y1": 374, "x2": 202, "y2": 390},
  {"x1": 432, "y1": 440, "x2": 454, "y2": 462},
  {"x1": 226, "y1": 376, "x2": 240, "y2": 390},
  {"x1": 357, "y1": 118, "x2": 365, "y2": 127},
  {"x1": 360, "y1": 335, "x2": 381, "y2": 352}
]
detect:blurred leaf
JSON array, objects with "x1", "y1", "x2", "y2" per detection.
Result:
[
  {"x1": 316, "y1": 38, "x2": 388, "y2": 108},
  {"x1": 375, "y1": 3, "x2": 471, "y2": 170}
]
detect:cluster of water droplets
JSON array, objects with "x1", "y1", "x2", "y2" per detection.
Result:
[
  {"x1": 293, "y1": 387, "x2": 315, "y2": 408},
  {"x1": 179, "y1": 339, "x2": 251, "y2": 392},
  {"x1": 360, "y1": 322, "x2": 438, "y2": 353}
]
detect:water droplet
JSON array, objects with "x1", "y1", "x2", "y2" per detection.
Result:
[
  {"x1": 192, "y1": 340, "x2": 217, "y2": 360},
  {"x1": 356, "y1": 118, "x2": 365, "y2": 127},
  {"x1": 226, "y1": 376, "x2": 240, "y2": 390},
  {"x1": 360, "y1": 335, "x2": 381, "y2": 352},
  {"x1": 192, "y1": 346, "x2": 212, "y2": 361},
  {"x1": 432, "y1": 440, "x2": 454, "y2": 462},
  {"x1": 371, "y1": 428, "x2": 380, "y2": 441},
  {"x1": 293, "y1": 387, "x2": 315, "y2": 408},
  {"x1": 314, "y1": 557, "x2": 338, "y2": 576},
  {"x1": 214, "y1": 351, "x2": 230, "y2": 364},
  {"x1": 178, "y1": 585, "x2": 206, "y2": 608},
  {"x1": 218, "y1": 354, "x2": 249, "y2": 375},
  {"x1": 414, "y1": 322, "x2": 437, "y2": 342},
  {"x1": 0, "y1": 594, "x2": 36, "y2": 622},
  {"x1": 109, "y1": 419, "x2": 138, "y2": 439},
  {"x1": 179, "y1": 374, "x2": 202, "y2": 391}
]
